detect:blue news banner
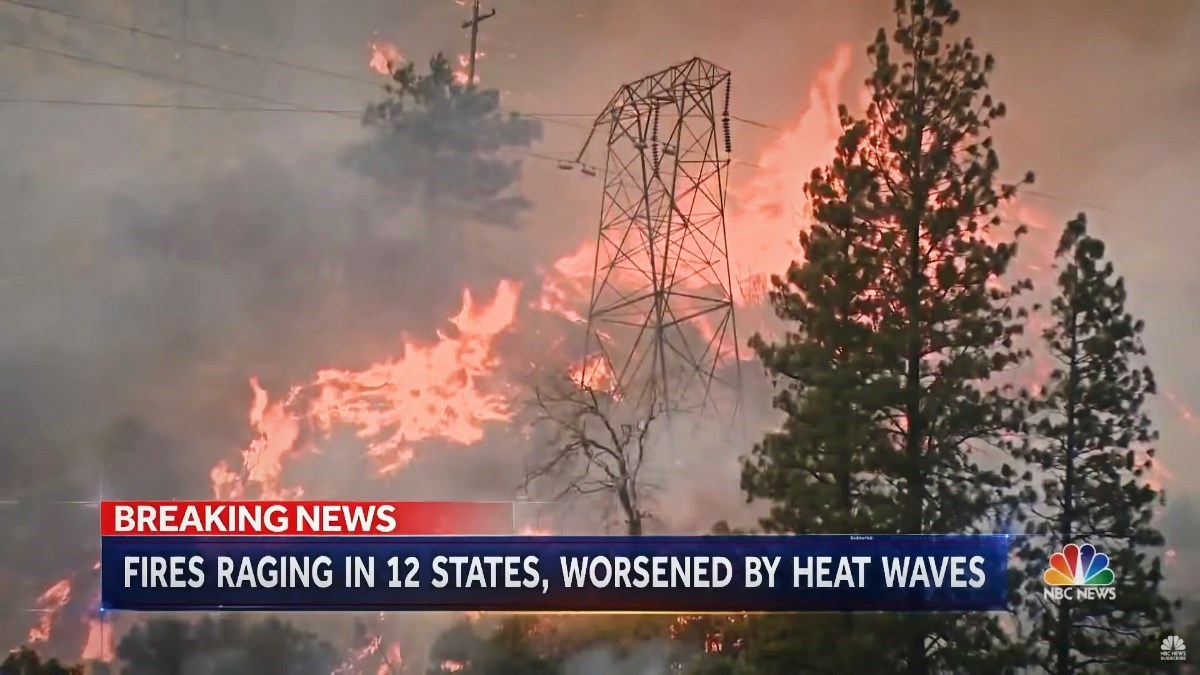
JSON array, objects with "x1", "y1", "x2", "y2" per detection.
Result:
[{"x1": 101, "y1": 535, "x2": 1010, "y2": 612}]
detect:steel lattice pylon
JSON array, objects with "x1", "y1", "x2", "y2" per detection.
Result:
[{"x1": 572, "y1": 58, "x2": 741, "y2": 412}]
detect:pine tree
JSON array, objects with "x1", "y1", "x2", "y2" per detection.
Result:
[
  {"x1": 346, "y1": 53, "x2": 542, "y2": 228},
  {"x1": 741, "y1": 1, "x2": 1032, "y2": 671},
  {"x1": 341, "y1": 52, "x2": 543, "y2": 323},
  {"x1": 1015, "y1": 215, "x2": 1176, "y2": 673}
]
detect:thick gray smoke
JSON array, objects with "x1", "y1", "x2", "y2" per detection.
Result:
[{"x1": 2, "y1": 0, "x2": 1198, "y2": 661}]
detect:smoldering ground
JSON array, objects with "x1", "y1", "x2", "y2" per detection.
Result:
[{"x1": 2, "y1": 0, "x2": 1200, "y2": 662}]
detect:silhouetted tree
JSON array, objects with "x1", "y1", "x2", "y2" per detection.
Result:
[
  {"x1": 0, "y1": 648, "x2": 84, "y2": 675},
  {"x1": 1015, "y1": 215, "x2": 1177, "y2": 673},
  {"x1": 427, "y1": 618, "x2": 557, "y2": 675},
  {"x1": 741, "y1": 0, "x2": 1032, "y2": 671},
  {"x1": 525, "y1": 371, "x2": 665, "y2": 535},
  {"x1": 346, "y1": 53, "x2": 542, "y2": 229},
  {"x1": 117, "y1": 616, "x2": 338, "y2": 675}
]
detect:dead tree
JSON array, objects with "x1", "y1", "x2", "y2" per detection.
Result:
[{"x1": 524, "y1": 373, "x2": 665, "y2": 536}]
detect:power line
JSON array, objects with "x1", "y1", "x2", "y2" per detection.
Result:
[
  {"x1": 730, "y1": 115, "x2": 778, "y2": 130},
  {"x1": 0, "y1": 0, "x2": 783, "y2": 132},
  {"x1": 0, "y1": 96, "x2": 596, "y2": 130},
  {"x1": 0, "y1": 0, "x2": 377, "y2": 89},
  {"x1": 1021, "y1": 188, "x2": 1146, "y2": 221},
  {"x1": 8, "y1": 4, "x2": 1133, "y2": 218},
  {"x1": 0, "y1": 93, "x2": 1165, "y2": 222},
  {"x1": 0, "y1": 95, "x2": 777, "y2": 132},
  {"x1": 0, "y1": 38, "x2": 355, "y2": 116},
  {"x1": 0, "y1": 97, "x2": 358, "y2": 115}
]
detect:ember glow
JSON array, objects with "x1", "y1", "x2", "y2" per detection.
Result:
[
  {"x1": 454, "y1": 51, "x2": 486, "y2": 86},
  {"x1": 332, "y1": 634, "x2": 382, "y2": 675}
]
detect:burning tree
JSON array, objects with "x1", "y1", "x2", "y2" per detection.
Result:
[
  {"x1": 1014, "y1": 215, "x2": 1177, "y2": 672},
  {"x1": 741, "y1": 0, "x2": 1032, "y2": 671},
  {"x1": 525, "y1": 370, "x2": 665, "y2": 536}
]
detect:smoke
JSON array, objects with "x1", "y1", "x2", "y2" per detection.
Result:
[
  {"x1": 562, "y1": 640, "x2": 680, "y2": 675},
  {"x1": 3, "y1": 0, "x2": 1199, "y2": 657}
]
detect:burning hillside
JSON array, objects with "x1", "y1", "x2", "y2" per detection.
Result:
[{"x1": 11, "y1": 31, "x2": 1189, "y2": 671}]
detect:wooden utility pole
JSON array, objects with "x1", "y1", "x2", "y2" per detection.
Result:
[{"x1": 461, "y1": 0, "x2": 495, "y2": 89}]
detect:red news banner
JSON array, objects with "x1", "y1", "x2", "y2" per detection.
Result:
[{"x1": 99, "y1": 500, "x2": 516, "y2": 536}]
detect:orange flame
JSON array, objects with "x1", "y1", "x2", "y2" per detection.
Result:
[
  {"x1": 332, "y1": 634, "x2": 382, "y2": 675},
  {"x1": 369, "y1": 41, "x2": 405, "y2": 76},
  {"x1": 725, "y1": 43, "x2": 852, "y2": 304},
  {"x1": 27, "y1": 578, "x2": 72, "y2": 644},
  {"x1": 533, "y1": 44, "x2": 854, "y2": 352},
  {"x1": 19, "y1": 35, "x2": 1200, "y2": 669},
  {"x1": 211, "y1": 281, "x2": 521, "y2": 499},
  {"x1": 569, "y1": 354, "x2": 614, "y2": 393},
  {"x1": 81, "y1": 616, "x2": 114, "y2": 663},
  {"x1": 536, "y1": 245, "x2": 595, "y2": 325}
]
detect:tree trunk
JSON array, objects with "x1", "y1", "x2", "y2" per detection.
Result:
[
  {"x1": 903, "y1": 192, "x2": 929, "y2": 675},
  {"x1": 617, "y1": 480, "x2": 642, "y2": 535},
  {"x1": 1056, "y1": 302, "x2": 1081, "y2": 675}
]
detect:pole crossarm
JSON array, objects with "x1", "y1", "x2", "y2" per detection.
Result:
[{"x1": 461, "y1": 0, "x2": 495, "y2": 90}]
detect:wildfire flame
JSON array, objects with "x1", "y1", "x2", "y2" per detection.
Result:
[
  {"x1": 569, "y1": 354, "x2": 614, "y2": 393},
  {"x1": 26, "y1": 579, "x2": 71, "y2": 644},
  {"x1": 723, "y1": 43, "x2": 852, "y2": 302},
  {"x1": 535, "y1": 245, "x2": 595, "y2": 325},
  {"x1": 453, "y1": 52, "x2": 485, "y2": 86},
  {"x1": 332, "y1": 634, "x2": 381, "y2": 675},
  {"x1": 211, "y1": 281, "x2": 521, "y2": 499},
  {"x1": 80, "y1": 616, "x2": 113, "y2": 663},
  {"x1": 17, "y1": 37, "x2": 1200, "y2": 668},
  {"x1": 369, "y1": 41, "x2": 405, "y2": 76}
]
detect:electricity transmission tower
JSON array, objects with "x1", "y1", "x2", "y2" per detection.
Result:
[{"x1": 570, "y1": 58, "x2": 740, "y2": 413}]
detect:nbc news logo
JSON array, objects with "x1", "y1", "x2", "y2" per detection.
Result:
[
  {"x1": 1042, "y1": 544, "x2": 1116, "y2": 601},
  {"x1": 1161, "y1": 635, "x2": 1186, "y2": 662}
]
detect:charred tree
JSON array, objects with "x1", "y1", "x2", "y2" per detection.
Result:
[{"x1": 525, "y1": 372, "x2": 665, "y2": 536}]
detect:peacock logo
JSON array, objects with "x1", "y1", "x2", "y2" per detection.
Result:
[{"x1": 1042, "y1": 544, "x2": 1117, "y2": 601}]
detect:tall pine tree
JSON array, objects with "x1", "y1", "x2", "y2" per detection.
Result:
[
  {"x1": 1015, "y1": 215, "x2": 1176, "y2": 673},
  {"x1": 742, "y1": 1, "x2": 1031, "y2": 671}
]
